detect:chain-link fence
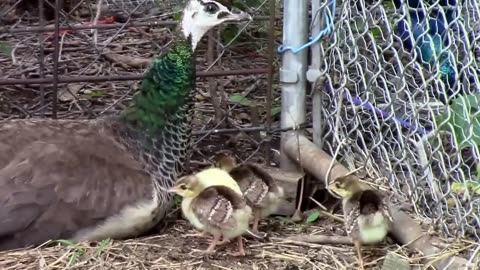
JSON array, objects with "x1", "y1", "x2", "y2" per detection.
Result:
[{"x1": 316, "y1": 0, "x2": 480, "y2": 245}]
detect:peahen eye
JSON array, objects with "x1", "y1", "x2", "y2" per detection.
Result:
[{"x1": 204, "y1": 3, "x2": 219, "y2": 13}]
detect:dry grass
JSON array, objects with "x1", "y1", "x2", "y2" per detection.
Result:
[
  {"x1": 0, "y1": 210, "x2": 424, "y2": 270},
  {"x1": 1, "y1": 202, "x2": 476, "y2": 270}
]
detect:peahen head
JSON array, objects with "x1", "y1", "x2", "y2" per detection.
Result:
[{"x1": 180, "y1": 0, "x2": 252, "y2": 49}]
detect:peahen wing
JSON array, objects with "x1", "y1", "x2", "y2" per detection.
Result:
[{"x1": 0, "y1": 119, "x2": 158, "y2": 251}]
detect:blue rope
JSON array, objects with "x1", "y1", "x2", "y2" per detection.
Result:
[
  {"x1": 346, "y1": 94, "x2": 429, "y2": 136},
  {"x1": 325, "y1": 83, "x2": 430, "y2": 136},
  {"x1": 277, "y1": 0, "x2": 336, "y2": 54}
]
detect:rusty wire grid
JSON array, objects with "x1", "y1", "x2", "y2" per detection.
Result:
[
  {"x1": 315, "y1": 0, "x2": 480, "y2": 251},
  {"x1": 0, "y1": 0, "x2": 284, "y2": 168}
]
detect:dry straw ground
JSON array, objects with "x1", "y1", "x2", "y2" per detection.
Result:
[{"x1": 0, "y1": 209, "x2": 419, "y2": 270}]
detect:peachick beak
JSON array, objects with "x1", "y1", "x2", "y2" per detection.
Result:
[
  {"x1": 225, "y1": 11, "x2": 252, "y2": 22},
  {"x1": 168, "y1": 187, "x2": 177, "y2": 193},
  {"x1": 327, "y1": 186, "x2": 342, "y2": 199}
]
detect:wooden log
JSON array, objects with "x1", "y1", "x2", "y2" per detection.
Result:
[
  {"x1": 256, "y1": 165, "x2": 304, "y2": 216},
  {"x1": 282, "y1": 134, "x2": 473, "y2": 270},
  {"x1": 283, "y1": 133, "x2": 348, "y2": 186},
  {"x1": 382, "y1": 252, "x2": 411, "y2": 270}
]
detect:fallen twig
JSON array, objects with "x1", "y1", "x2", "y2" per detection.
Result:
[
  {"x1": 286, "y1": 235, "x2": 353, "y2": 245},
  {"x1": 103, "y1": 52, "x2": 151, "y2": 69}
]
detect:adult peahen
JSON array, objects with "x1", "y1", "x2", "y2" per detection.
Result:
[
  {"x1": 394, "y1": 0, "x2": 460, "y2": 103},
  {"x1": 0, "y1": 0, "x2": 250, "y2": 251}
]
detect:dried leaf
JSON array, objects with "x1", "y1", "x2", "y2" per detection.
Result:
[
  {"x1": 58, "y1": 84, "x2": 83, "y2": 102},
  {"x1": 228, "y1": 94, "x2": 252, "y2": 106}
]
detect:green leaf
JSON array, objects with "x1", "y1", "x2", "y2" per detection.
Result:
[
  {"x1": 56, "y1": 239, "x2": 76, "y2": 246},
  {"x1": 274, "y1": 216, "x2": 295, "y2": 224},
  {"x1": 173, "y1": 12, "x2": 182, "y2": 21},
  {"x1": 222, "y1": 24, "x2": 240, "y2": 44},
  {"x1": 434, "y1": 94, "x2": 480, "y2": 149},
  {"x1": 371, "y1": 28, "x2": 382, "y2": 38},
  {"x1": 451, "y1": 180, "x2": 480, "y2": 196},
  {"x1": 55, "y1": 239, "x2": 86, "y2": 266},
  {"x1": 446, "y1": 198, "x2": 456, "y2": 207},
  {"x1": 306, "y1": 211, "x2": 320, "y2": 224},
  {"x1": 270, "y1": 106, "x2": 281, "y2": 117},
  {"x1": 466, "y1": 181, "x2": 480, "y2": 195},
  {"x1": 0, "y1": 41, "x2": 12, "y2": 58},
  {"x1": 385, "y1": 1, "x2": 395, "y2": 9},
  {"x1": 451, "y1": 182, "x2": 465, "y2": 195},
  {"x1": 87, "y1": 90, "x2": 107, "y2": 98},
  {"x1": 70, "y1": 252, "x2": 80, "y2": 265},
  {"x1": 228, "y1": 94, "x2": 253, "y2": 107},
  {"x1": 95, "y1": 239, "x2": 111, "y2": 256}
]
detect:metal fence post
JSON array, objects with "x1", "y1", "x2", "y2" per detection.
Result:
[
  {"x1": 280, "y1": 0, "x2": 309, "y2": 170},
  {"x1": 308, "y1": 0, "x2": 323, "y2": 146}
]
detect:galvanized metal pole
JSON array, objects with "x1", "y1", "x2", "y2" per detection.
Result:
[
  {"x1": 308, "y1": 0, "x2": 323, "y2": 146},
  {"x1": 280, "y1": 0, "x2": 309, "y2": 170}
]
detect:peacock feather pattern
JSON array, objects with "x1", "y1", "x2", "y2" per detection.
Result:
[
  {"x1": 394, "y1": 0, "x2": 459, "y2": 102},
  {"x1": 116, "y1": 35, "x2": 196, "y2": 205},
  {"x1": 0, "y1": 0, "x2": 251, "y2": 251}
]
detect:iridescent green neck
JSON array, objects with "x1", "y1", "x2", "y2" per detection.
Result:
[{"x1": 120, "y1": 35, "x2": 195, "y2": 134}]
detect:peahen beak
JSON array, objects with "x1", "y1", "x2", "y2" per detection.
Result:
[{"x1": 222, "y1": 10, "x2": 252, "y2": 22}]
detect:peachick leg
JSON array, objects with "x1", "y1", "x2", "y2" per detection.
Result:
[
  {"x1": 250, "y1": 210, "x2": 268, "y2": 238},
  {"x1": 252, "y1": 210, "x2": 261, "y2": 232},
  {"x1": 227, "y1": 236, "x2": 246, "y2": 257},
  {"x1": 354, "y1": 240, "x2": 364, "y2": 270},
  {"x1": 217, "y1": 235, "x2": 229, "y2": 245},
  {"x1": 204, "y1": 233, "x2": 221, "y2": 254}
]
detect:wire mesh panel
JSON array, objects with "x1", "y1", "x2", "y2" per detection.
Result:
[
  {"x1": 0, "y1": 0, "x2": 278, "y2": 170},
  {"x1": 103, "y1": 0, "x2": 157, "y2": 14},
  {"x1": 318, "y1": 0, "x2": 480, "y2": 242}
]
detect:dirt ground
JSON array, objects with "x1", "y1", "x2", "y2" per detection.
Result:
[{"x1": 0, "y1": 207, "x2": 423, "y2": 270}]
